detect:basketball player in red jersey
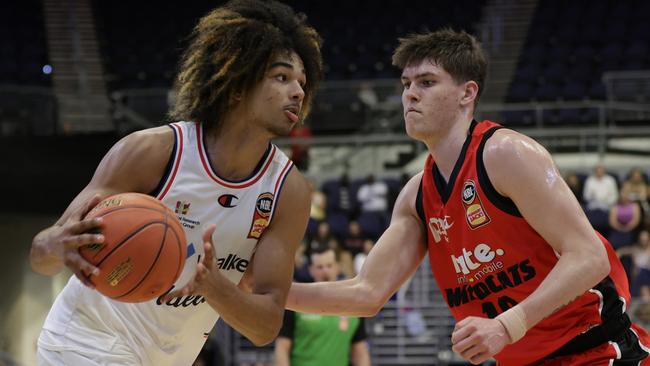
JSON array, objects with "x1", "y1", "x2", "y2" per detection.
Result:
[
  {"x1": 287, "y1": 29, "x2": 650, "y2": 365},
  {"x1": 29, "y1": 1, "x2": 323, "y2": 364}
]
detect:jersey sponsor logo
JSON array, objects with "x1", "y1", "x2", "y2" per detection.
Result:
[
  {"x1": 444, "y1": 259, "x2": 536, "y2": 312},
  {"x1": 218, "y1": 194, "x2": 238, "y2": 208},
  {"x1": 216, "y1": 253, "x2": 249, "y2": 273},
  {"x1": 452, "y1": 243, "x2": 505, "y2": 276},
  {"x1": 175, "y1": 200, "x2": 191, "y2": 215},
  {"x1": 461, "y1": 180, "x2": 491, "y2": 229},
  {"x1": 248, "y1": 192, "x2": 274, "y2": 239},
  {"x1": 428, "y1": 216, "x2": 453, "y2": 243},
  {"x1": 156, "y1": 285, "x2": 206, "y2": 307}
]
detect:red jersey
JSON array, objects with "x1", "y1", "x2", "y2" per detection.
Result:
[{"x1": 417, "y1": 120, "x2": 631, "y2": 365}]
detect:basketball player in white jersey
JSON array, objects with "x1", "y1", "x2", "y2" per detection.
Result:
[{"x1": 29, "y1": 1, "x2": 323, "y2": 364}]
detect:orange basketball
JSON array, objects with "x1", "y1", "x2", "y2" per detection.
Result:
[{"x1": 80, "y1": 192, "x2": 186, "y2": 303}]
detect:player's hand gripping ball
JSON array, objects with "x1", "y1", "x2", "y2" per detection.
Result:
[{"x1": 80, "y1": 193, "x2": 186, "y2": 302}]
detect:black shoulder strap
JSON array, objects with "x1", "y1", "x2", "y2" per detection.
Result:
[
  {"x1": 415, "y1": 177, "x2": 429, "y2": 246},
  {"x1": 476, "y1": 127, "x2": 522, "y2": 217}
]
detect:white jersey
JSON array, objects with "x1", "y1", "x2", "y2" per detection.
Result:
[{"x1": 39, "y1": 121, "x2": 294, "y2": 365}]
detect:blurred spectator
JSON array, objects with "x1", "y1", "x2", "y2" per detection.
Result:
[
  {"x1": 354, "y1": 239, "x2": 375, "y2": 275},
  {"x1": 357, "y1": 174, "x2": 388, "y2": 214},
  {"x1": 584, "y1": 164, "x2": 619, "y2": 210},
  {"x1": 308, "y1": 222, "x2": 354, "y2": 277},
  {"x1": 289, "y1": 123, "x2": 312, "y2": 171},
  {"x1": 322, "y1": 173, "x2": 354, "y2": 217},
  {"x1": 584, "y1": 164, "x2": 618, "y2": 233},
  {"x1": 564, "y1": 171, "x2": 584, "y2": 205},
  {"x1": 293, "y1": 243, "x2": 313, "y2": 283},
  {"x1": 617, "y1": 230, "x2": 650, "y2": 299},
  {"x1": 338, "y1": 173, "x2": 353, "y2": 216},
  {"x1": 342, "y1": 220, "x2": 366, "y2": 257},
  {"x1": 310, "y1": 181, "x2": 327, "y2": 222},
  {"x1": 275, "y1": 247, "x2": 371, "y2": 366},
  {"x1": 608, "y1": 192, "x2": 642, "y2": 250},
  {"x1": 622, "y1": 168, "x2": 649, "y2": 203},
  {"x1": 306, "y1": 180, "x2": 327, "y2": 238}
]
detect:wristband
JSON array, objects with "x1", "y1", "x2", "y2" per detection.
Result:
[{"x1": 495, "y1": 305, "x2": 527, "y2": 343}]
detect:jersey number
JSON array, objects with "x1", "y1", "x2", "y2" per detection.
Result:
[{"x1": 481, "y1": 296, "x2": 518, "y2": 318}]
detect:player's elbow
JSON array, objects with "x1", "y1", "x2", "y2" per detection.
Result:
[
  {"x1": 249, "y1": 328, "x2": 279, "y2": 347},
  {"x1": 249, "y1": 312, "x2": 283, "y2": 346},
  {"x1": 592, "y1": 248, "x2": 611, "y2": 281},
  {"x1": 584, "y1": 242, "x2": 610, "y2": 283},
  {"x1": 357, "y1": 284, "x2": 389, "y2": 317},
  {"x1": 250, "y1": 333, "x2": 278, "y2": 347}
]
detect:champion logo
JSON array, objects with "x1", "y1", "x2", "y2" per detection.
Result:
[
  {"x1": 218, "y1": 194, "x2": 238, "y2": 208},
  {"x1": 216, "y1": 253, "x2": 249, "y2": 273}
]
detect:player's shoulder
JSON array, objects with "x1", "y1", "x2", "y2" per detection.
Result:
[
  {"x1": 113, "y1": 126, "x2": 174, "y2": 162},
  {"x1": 122, "y1": 125, "x2": 175, "y2": 149},
  {"x1": 95, "y1": 126, "x2": 176, "y2": 193},
  {"x1": 393, "y1": 171, "x2": 424, "y2": 215},
  {"x1": 483, "y1": 128, "x2": 550, "y2": 167},
  {"x1": 280, "y1": 166, "x2": 311, "y2": 203},
  {"x1": 482, "y1": 127, "x2": 558, "y2": 195}
]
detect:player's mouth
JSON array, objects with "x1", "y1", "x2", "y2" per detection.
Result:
[{"x1": 284, "y1": 104, "x2": 301, "y2": 123}]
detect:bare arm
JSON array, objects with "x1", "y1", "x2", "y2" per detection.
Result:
[
  {"x1": 351, "y1": 341, "x2": 371, "y2": 366},
  {"x1": 29, "y1": 127, "x2": 173, "y2": 281},
  {"x1": 274, "y1": 337, "x2": 292, "y2": 366},
  {"x1": 452, "y1": 129, "x2": 611, "y2": 363},
  {"x1": 165, "y1": 168, "x2": 311, "y2": 345},
  {"x1": 485, "y1": 129, "x2": 610, "y2": 329},
  {"x1": 286, "y1": 173, "x2": 428, "y2": 316}
]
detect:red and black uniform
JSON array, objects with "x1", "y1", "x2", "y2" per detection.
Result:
[{"x1": 416, "y1": 120, "x2": 650, "y2": 365}]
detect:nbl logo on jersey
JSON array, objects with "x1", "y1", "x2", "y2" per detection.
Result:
[
  {"x1": 461, "y1": 180, "x2": 491, "y2": 230},
  {"x1": 248, "y1": 192, "x2": 274, "y2": 239}
]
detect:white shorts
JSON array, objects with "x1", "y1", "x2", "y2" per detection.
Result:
[{"x1": 37, "y1": 329, "x2": 141, "y2": 366}]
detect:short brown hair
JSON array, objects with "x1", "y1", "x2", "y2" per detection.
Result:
[
  {"x1": 392, "y1": 28, "x2": 487, "y2": 105},
  {"x1": 170, "y1": 0, "x2": 323, "y2": 130}
]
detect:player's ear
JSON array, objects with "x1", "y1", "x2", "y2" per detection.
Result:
[{"x1": 460, "y1": 81, "x2": 479, "y2": 107}]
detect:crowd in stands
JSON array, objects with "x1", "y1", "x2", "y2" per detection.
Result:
[
  {"x1": 565, "y1": 166, "x2": 650, "y2": 299},
  {"x1": 293, "y1": 173, "x2": 409, "y2": 283}
]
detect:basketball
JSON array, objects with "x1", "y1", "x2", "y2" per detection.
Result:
[{"x1": 80, "y1": 192, "x2": 186, "y2": 303}]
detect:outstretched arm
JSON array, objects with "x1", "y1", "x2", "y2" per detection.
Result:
[{"x1": 286, "y1": 173, "x2": 428, "y2": 317}]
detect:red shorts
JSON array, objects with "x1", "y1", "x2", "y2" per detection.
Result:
[{"x1": 529, "y1": 324, "x2": 650, "y2": 366}]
